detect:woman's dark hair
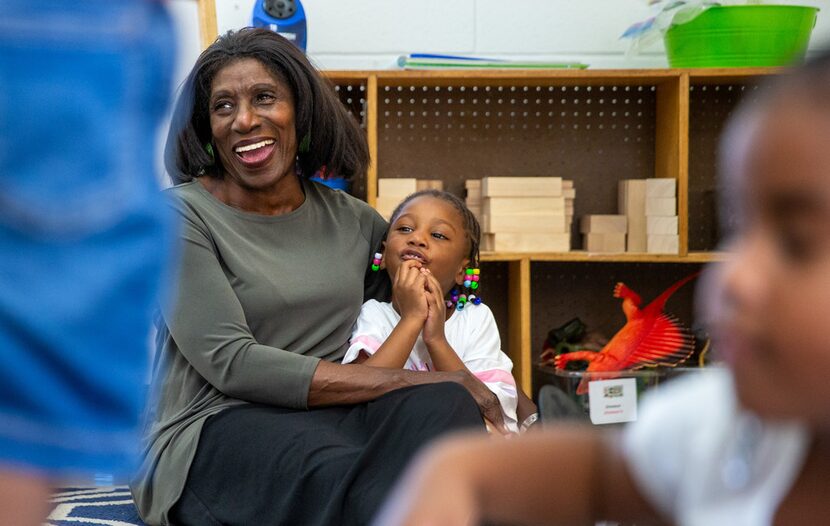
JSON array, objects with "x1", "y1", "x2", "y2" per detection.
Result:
[
  {"x1": 388, "y1": 190, "x2": 482, "y2": 268},
  {"x1": 164, "y1": 28, "x2": 369, "y2": 184}
]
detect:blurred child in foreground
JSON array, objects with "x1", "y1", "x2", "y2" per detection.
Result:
[
  {"x1": 375, "y1": 51, "x2": 830, "y2": 526},
  {"x1": 0, "y1": 2, "x2": 175, "y2": 524}
]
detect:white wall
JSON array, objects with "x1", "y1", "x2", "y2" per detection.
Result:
[{"x1": 213, "y1": 0, "x2": 830, "y2": 70}]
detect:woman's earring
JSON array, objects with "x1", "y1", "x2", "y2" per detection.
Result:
[
  {"x1": 204, "y1": 143, "x2": 215, "y2": 164},
  {"x1": 371, "y1": 252, "x2": 382, "y2": 272},
  {"x1": 298, "y1": 131, "x2": 311, "y2": 154}
]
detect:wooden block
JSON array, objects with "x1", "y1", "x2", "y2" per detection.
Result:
[
  {"x1": 645, "y1": 197, "x2": 676, "y2": 217},
  {"x1": 416, "y1": 179, "x2": 444, "y2": 191},
  {"x1": 465, "y1": 180, "x2": 482, "y2": 204},
  {"x1": 378, "y1": 178, "x2": 417, "y2": 197},
  {"x1": 647, "y1": 234, "x2": 680, "y2": 254},
  {"x1": 647, "y1": 216, "x2": 678, "y2": 235},
  {"x1": 465, "y1": 179, "x2": 481, "y2": 190},
  {"x1": 583, "y1": 233, "x2": 626, "y2": 253},
  {"x1": 467, "y1": 204, "x2": 481, "y2": 220},
  {"x1": 483, "y1": 196, "x2": 565, "y2": 216},
  {"x1": 482, "y1": 177, "x2": 563, "y2": 197},
  {"x1": 646, "y1": 178, "x2": 677, "y2": 198},
  {"x1": 618, "y1": 180, "x2": 647, "y2": 252},
  {"x1": 579, "y1": 215, "x2": 627, "y2": 234},
  {"x1": 482, "y1": 232, "x2": 571, "y2": 252},
  {"x1": 563, "y1": 188, "x2": 576, "y2": 199},
  {"x1": 562, "y1": 180, "x2": 574, "y2": 189},
  {"x1": 375, "y1": 195, "x2": 404, "y2": 219},
  {"x1": 482, "y1": 213, "x2": 568, "y2": 233}
]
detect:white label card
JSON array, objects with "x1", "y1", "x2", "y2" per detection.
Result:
[{"x1": 588, "y1": 377, "x2": 638, "y2": 425}]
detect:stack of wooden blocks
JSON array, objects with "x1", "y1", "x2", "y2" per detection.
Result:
[
  {"x1": 473, "y1": 177, "x2": 572, "y2": 252},
  {"x1": 618, "y1": 178, "x2": 679, "y2": 254},
  {"x1": 465, "y1": 179, "x2": 482, "y2": 221},
  {"x1": 375, "y1": 178, "x2": 444, "y2": 220},
  {"x1": 580, "y1": 215, "x2": 627, "y2": 253}
]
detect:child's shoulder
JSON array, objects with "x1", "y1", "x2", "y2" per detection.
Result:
[
  {"x1": 458, "y1": 301, "x2": 495, "y2": 320},
  {"x1": 360, "y1": 299, "x2": 395, "y2": 315}
]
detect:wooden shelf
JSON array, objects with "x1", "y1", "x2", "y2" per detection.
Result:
[
  {"x1": 319, "y1": 68, "x2": 771, "y2": 395},
  {"x1": 480, "y1": 251, "x2": 729, "y2": 263}
]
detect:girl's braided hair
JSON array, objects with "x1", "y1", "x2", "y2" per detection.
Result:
[{"x1": 387, "y1": 189, "x2": 481, "y2": 268}]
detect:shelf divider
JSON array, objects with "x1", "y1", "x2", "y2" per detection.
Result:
[
  {"x1": 365, "y1": 74, "x2": 378, "y2": 205},
  {"x1": 508, "y1": 258, "x2": 532, "y2": 395}
]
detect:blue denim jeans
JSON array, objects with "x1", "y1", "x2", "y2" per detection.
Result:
[{"x1": 0, "y1": 0, "x2": 176, "y2": 476}]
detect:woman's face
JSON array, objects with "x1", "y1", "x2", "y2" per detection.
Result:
[
  {"x1": 714, "y1": 103, "x2": 830, "y2": 428},
  {"x1": 208, "y1": 58, "x2": 297, "y2": 193}
]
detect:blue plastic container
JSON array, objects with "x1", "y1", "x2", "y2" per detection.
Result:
[
  {"x1": 310, "y1": 175, "x2": 351, "y2": 192},
  {"x1": 252, "y1": 0, "x2": 307, "y2": 52}
]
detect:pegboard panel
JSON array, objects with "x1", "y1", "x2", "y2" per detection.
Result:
[
  {"x1": 331, "y1": 80, "x2": 368, "y2": 199},
  {"x1": 377, "y1": 82, "x2": 659, "y2": 231},
  {"x1": 479, "y1": 261, "x2": 510, "y2": 357},
  {"x1": 529, "y1": 261, "x2": 704, "y2": 389},
  {"x1": 688, "y1": 81, "x2": 763, "y2": 251}
]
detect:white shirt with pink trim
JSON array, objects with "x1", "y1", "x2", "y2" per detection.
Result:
[{"x1": 345, "y1": 299, "x2": 519, "y2": 432}]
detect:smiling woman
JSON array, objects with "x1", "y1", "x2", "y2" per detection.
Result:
[
  {"x1": 203, "y1": 58, "x2": 302, "y2": 213},
  {"x1": 131, "y1": 28, "x2": 506, "y2": 526}
]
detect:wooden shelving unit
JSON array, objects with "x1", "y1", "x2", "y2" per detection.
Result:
[{"x1": 322, "y1": 68, "x2": 775, "y2": 396}]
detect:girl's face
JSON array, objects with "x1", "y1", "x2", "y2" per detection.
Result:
[
  {"x1": 383, "y1": 196, "x2": 470, "y2": 296},
  {"x1": 715, "y1": 103, "x2": 830, "y2": 428},
  {"x1": 208, "y1": 58, "x2": 298, "y2": 194}
]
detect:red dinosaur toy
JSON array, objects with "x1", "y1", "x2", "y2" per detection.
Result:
[{"x1": 554, "y1": 272, "x2": 699, "y2": 394}]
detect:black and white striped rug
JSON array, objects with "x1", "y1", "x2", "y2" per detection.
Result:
[{"x1": 47, "y1": 486, "x2": 145, "y2": 526}]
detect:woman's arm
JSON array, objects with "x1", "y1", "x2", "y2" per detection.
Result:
[
  {"x1": 163, "y1": 205, "x2": 320, "y2": 409},
  {"x1": 516, "y1": 389, "x2": 539, "y2": 427},
  {"x1": 375, "y1": 427, "x2": 664, "y2": 526},
  {"x1": 430, "y1": 301, "x2": 520, "y2": 431},
  {"x1": 308, "y1": 360, "x2": 508, "y2": 432},
  {"x1": 170, "y1": 195, "x2": 506, "y2": 427}
]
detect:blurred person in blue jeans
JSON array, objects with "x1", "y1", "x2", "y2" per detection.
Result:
[{"x1": 0, "y1": 1, "x2": 176, "y2": 524}]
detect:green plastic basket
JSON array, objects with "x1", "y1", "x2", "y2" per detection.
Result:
[{"x1": 665, "y1": 5, "x2": 819, "y2": 68}]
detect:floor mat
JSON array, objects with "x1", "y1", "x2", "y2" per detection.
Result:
[{"x1": 47, "y1": 486, "x2": 145, "y2": 526}]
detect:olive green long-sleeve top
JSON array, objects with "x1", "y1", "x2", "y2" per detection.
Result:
[{"x1": 130, "y1": 178, "x2": 389, "y2": 525}]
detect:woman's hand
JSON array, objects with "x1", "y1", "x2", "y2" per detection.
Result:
[
  {"x1": 421, "y1": 269, "x2": 448, "y2": 347},
  {"x1": 451, "y1": 370, "x2": 508, "y2": 435},
  {"x1": 392, "y1": 260, "x2": 429, "y2": 322}
]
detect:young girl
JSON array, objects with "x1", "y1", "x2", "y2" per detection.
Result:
[
  {"x1": 343, "y1": 190, "x2": 521, "y2": 433},
  {"x1": 374, "y1": 53, "x2": 830, "y2": 526}
]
